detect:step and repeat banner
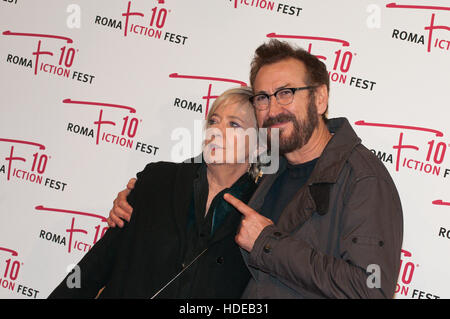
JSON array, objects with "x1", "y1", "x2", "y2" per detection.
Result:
[{"x1": 0, "y1": 0, "x2": 449, "y2": 299}]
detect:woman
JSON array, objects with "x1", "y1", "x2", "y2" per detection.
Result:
[{"x1": 48, "y1": 86, "x2": 262, "y2": 298}]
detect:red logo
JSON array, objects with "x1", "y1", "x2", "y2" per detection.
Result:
[
  {"x1": 0, "y1": 247, "x2": 40, "y2": 298},
  {"x1": 169, "y1": 73, "x2": 247, "y2": 118},
  {"x1": 63, "y1": 98, "x2": 159, "y2": 156},
  {"x1": 386, "y1": 2, "x2": 450, "y2": 53},
  {"x1": 35, "y1": 205, "x2": 109, "y2": 254},
  {"x1": 432, "y1": 199, "x2": 450, "y2": 207},
  {"x1": 118, "y1": 1, "x2": 187, "y2": 45},
  {"x1": 0, "y1": 138, "x2": 66, "y2": 191},
  {"x1": 395, "y1": 249, "x2": 416, "y2": 297},
  {"x1": 2, "y1": 31, "x2": 95, "y2": 83},
  {"x1": 231, "y1": 0, "x2": 302, "y2": 17},
  {"x1": 355, "y1": 120, "x2": 450, "y2": 180},
  {"x1": 0, "y1": 246, "x2": 21, "y2": 292},
  {"x1": 267, "y1": 33, "x2": 376, "y2": 91}
]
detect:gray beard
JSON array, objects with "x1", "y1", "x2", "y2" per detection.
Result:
[{"x1": 265, "y1": 93, "x2": 318, "y2": 155}]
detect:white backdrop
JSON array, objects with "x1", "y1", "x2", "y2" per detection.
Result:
[{"x1": 0, "y1": 0, "x2": 449, "y2": 299}]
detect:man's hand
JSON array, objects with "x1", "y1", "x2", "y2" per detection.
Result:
[
  {"x1": 107, "y1": 178, "x2": 136, "y2": 228},
  {"x1": 224, "y1": 193, "x2": 273, "y2": 252}
]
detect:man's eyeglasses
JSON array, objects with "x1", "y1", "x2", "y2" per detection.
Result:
[{"x1": 249, "y1": 86, "x2": 317, "y2": 110}]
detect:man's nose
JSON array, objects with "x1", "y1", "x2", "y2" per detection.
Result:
[{"x1": 267, "y1": 95, "x2": 285, "y2": 118}]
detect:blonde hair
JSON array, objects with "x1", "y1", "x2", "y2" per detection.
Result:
[
  {"x1": 206, "y1": 86, "x2": 254, "y2": 124},
  {"x1": 205, "y1": 86, "x2": 262, "y2": 181}
]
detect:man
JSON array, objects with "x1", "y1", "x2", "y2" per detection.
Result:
[{"x1": 109, "y1": 40, "x2": 403, "y2": 298}]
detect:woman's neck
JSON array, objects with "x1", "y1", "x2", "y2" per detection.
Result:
[{"x1": 206, "y1": 162, "x2": 249, "y2": 190}]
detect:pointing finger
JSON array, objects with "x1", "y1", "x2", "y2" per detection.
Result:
[{"x1": 223, "y1": 193, "x2": 255, "y2": 217}]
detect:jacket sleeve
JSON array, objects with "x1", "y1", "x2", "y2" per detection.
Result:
[
  {"x1": 248, "y1": 176, "x2": 403, "y2": 299},
  {"x1": 47, "y1": 223, "x2": 126, "y2": 298},
  {"x1": 47, "y1": 164, "x2": 151, "y2": 298}
]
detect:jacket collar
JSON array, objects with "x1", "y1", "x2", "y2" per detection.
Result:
[
  {"x1": 172, "y1": 155, "x2": 258, "y2": 244},
  {"x1": 308, "y1": 117, "x2": 361, "y2": 184},
  {"x1": 171, "y1": 156, "x2": 203, "y2": 246}
]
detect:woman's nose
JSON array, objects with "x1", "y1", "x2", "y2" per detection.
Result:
[{"x1": 206, "y1": 126, "x2": 223, "y2": 143}]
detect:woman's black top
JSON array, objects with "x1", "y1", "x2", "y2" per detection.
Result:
[{"x1": 48, "y1": 160, "x2": 257, "y2": 298}]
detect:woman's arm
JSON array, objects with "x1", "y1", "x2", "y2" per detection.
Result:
[{"x1": 48, "y1": 169, "x2": 146, "y2": 298}]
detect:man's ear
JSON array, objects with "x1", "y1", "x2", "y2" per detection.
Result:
[{"x1": 314, "y1": 84, "x2": 328, "y2": 116}]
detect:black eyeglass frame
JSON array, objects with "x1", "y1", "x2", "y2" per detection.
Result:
[{"x1": 249, "y1": 86, "x2": 317, "y2": 110}]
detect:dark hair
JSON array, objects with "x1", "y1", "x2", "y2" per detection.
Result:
[{"x1": 249, "y1": 39, "x2": 330, "y2": 120}]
